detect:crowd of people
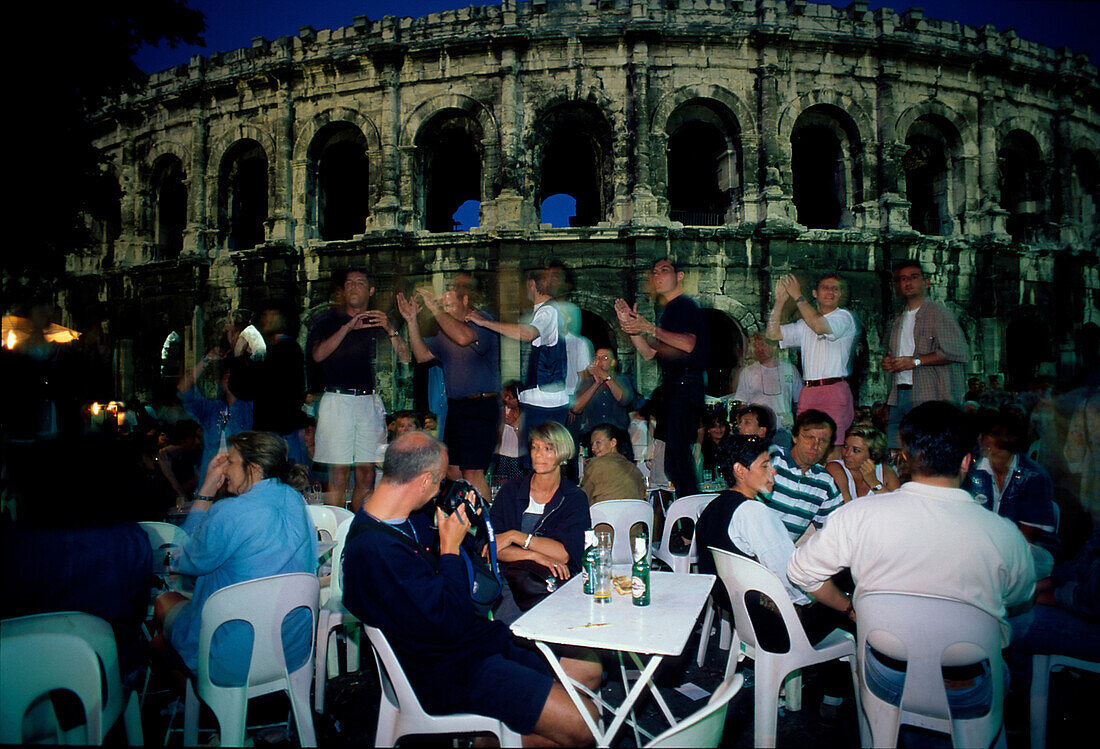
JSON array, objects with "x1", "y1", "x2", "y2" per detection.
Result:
[{"x1": 2, "y1": 256, "x2": 1098, "y2": 745}]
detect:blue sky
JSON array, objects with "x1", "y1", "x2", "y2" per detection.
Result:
[{"x1": 135, "y1": 1, "x2": 1099, "y2": 74}]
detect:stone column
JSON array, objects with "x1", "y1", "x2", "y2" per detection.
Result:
[
  {"x1": 1055, "y1": 94, "x2": 1076, "y2": 244},
  {"x1": 491, "y1": 43, "x2": 533, "y2": 229},
  {"x1": 977, "y1": 80, "x2": 1009, "y2": 236},
  {"x1": 628, "y1": 34, "x2": 660, "y2": 225},
  {"x1": 876, "y1": 62, "x2": 910, "y2": 232},
  {"x1": 757, "y1": 51, "x2": 795, "y2": 226},
  {"x1": 372, "y1": 17, "x2": 405, "y2": 230},
  {"x1": 184, "y1": 57, "x2": 208, "y2": 256},
  {"x1": 268, "y1": 79, "x2": 295, "y2": 243}
]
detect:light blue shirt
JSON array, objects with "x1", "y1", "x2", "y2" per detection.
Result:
[
  {"x1": 179, "y1": 386, "x2": 253, "y2": 483},
  {"x1": 171, "y1": 479, "x2": 318, "y2": 685}
]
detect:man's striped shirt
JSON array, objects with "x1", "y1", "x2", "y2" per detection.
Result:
[{"x1": 764, "y1": 445, "x2": 843, "y2": 540}]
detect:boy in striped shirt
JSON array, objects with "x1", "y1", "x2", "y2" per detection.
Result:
[{"x1": 764, "y1": 409, "x2": 844, "y2": 543}]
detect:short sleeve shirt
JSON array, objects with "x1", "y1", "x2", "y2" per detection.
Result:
[
  {"x1": 779, "y1": 308, "x2": 857, "y2": 379},
  {"x1": 427, "y1": 311, "x2": 500, "y2": 399},
  {"x1": 764, "y1": 444, "x2": 844, "y2": 540},
  {"x1": 658, "y1": 294, "x2": 708, "y2": 375},
  {"x1": 306, "y1": 309, "x2": 381, "y2": 391}
]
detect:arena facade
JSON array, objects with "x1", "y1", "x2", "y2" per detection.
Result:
[{"x1": 65, "y1": 0, "x2": 1099, "y2": 407}]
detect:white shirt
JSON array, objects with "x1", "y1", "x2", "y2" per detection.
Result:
[
  {"x1": 974, "y1": 454, "x2": 1019, "y2": 516},
  {"x1": 564, "y1": 333, "x2": 593, "y2": 395},
  {"x1": 733, "y1": 360, "x2": 803, "y2": 429},
  {"x1": 787, "y1": 481, "x2": 1036, "y2": 646},
  {"x1": 779, "y1": 308, "x2": 858, "y2": 380},
  {"x1": 896, "y1": 307, "x2": 919, "y2": 387},
  {"x1": 519, "y1": 301, "x2": 571, "y2": 408},
  {"x1": 729, "y1": 500, "x2": 810, "y2": 605}
]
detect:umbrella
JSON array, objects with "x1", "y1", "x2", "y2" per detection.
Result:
[{"x1": 2, "y1": 315, "x2": 81, "y2": 348}]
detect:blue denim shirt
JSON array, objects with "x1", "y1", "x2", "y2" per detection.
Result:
[
  {"x1": 180, "y1": 387, "x2": 253, "y2": 483},
  {"x1": 965, "y1": 453, "x2": 1060, "y2": 556}
]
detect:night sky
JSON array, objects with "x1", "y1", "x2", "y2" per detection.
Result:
[{"x1": 135, "y1": 0, "x2": 1100, "y2": 74}]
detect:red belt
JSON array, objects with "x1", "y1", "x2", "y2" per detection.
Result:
[{"x1": 803, "y1": 377, "x2": 845, "y2": 388}]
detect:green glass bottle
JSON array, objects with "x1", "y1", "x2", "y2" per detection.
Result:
[
  {"x1": 631, "y1": 536, "x2": 650, "y2": 606},
  {"x1": 582, "y1": 529, "x2": 597, "y2": 595}
]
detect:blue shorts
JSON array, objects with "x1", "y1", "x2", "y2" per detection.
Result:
[{"x1": 421, "y1": 634, "x2": 554, "y2": 736}]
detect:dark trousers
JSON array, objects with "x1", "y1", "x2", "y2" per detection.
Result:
[{"x1": 664, "y1": 371, "x2": 704, "y2": 497}]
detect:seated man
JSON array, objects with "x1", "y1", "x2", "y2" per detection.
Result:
[
  {"x1": 788, "y1": 401, "x2": 1036, "y2": 719},
  {"x1": 342, "y1": 431, "x2": 599, "y2": 745},
  {"x1": 965, "y1": 410, "x2": 1060, "y2": 576},
  {"x1": 764, "y1": 409, "x2": 844, "y2": 543},
  {"x1": 736, "y1": 403, "x2": 777, "y2": 442}
]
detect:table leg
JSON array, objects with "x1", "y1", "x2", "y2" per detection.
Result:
[
  {"x1": 629, "y1": 652, "x2": 677, "y2": 727},
  {"x1": 533, "y1": 641, "x2": 607, "y2": 745},
  {"x1": 617, "y1": 653, "x2": 643, "y2": 747},
  {"x1": 602, "y1": 655, "x2": 664, "y2": 747}
]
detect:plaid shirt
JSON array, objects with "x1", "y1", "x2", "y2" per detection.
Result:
[{"x1": 887, "y1": 299, "x2": 968, "y2": 407}]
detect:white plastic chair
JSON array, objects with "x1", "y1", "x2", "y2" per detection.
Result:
[
  {"x1": 1030, "y1": 653, "x2": 1100, "y2": 749},
  {"x1": 653, "y1": 493, "x2": 718, "y2": 574},
  {"x1": 855, "y1": 592, "x2": 1004, "y2": 748},
  {"x1": 364, "y1": 624, "x2": 522, "y2": 747},
  {"x1": 644, "y1": 673, "x2": 744, "y2": 748},
  {"x1": 1, "y1": 612, "x2": 142, "y2": 744},
  {"x1": 590, "y1": 499, "x2": 655, "y2": 566},
  {"x1": 183, "y1": 573, "x2": 320, "y2": 747},
  {"x1": 710, "y1": 548, "x2": 863, "y2": 748},
  {"x1": 0, "y1": 631, "x2": 103, "y2": 744},
  {"x1": 138, "y1": 520, "x2": 189, "y2": 562},
  {"x1": 314, "y1": 516, "x2": 361, "y2": 712},
  {"x1": 307, "y1": 505, "x2": 354, "y2": 542}
]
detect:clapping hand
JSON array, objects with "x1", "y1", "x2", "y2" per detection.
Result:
[
  {"x1": 395, "y1": 292, "x2": 420, "y2": 322},
  {"x1": 615, "y1": 298, "x2": 648, "y2": 335}
]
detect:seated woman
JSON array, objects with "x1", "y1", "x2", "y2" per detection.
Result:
[
  {"x1": 826, "y1": 423, "x2": 900, "y2": 503},
  {"x1": 154, "y1": 431, "x2": 318, "y2": 686},
  {"x1": 698, "y1": 410, "x2": 730, "y2": 479},
  {"x1": 490, "y1": 421, "x2": 591, "y2": 617},
  {"x1": 581, "y1": 423, "x2": 647, "y2": 504},
  {"x1": 489, "y1": 380, "x2": 526, "y2": 499}
]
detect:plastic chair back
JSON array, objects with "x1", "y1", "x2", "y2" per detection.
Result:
[
  {"x1": 328, "y1": 516, "x2": 355, "y2": 602},
  {"x1": 0, "y1": 631, "x2": 103, "y2": 744},
  {"x1": 364, "y1": 625, "x2": 521, "y2": 746},
  {"x1": 1030, "y1": 653, "x2": 1100, "y2": 749},
  {"x1": 645, "y1": 673, "x2": 744, "y2": 748},
  {"x1": 308, "y1": 505, "x2": 353, "y2": 542},
  {"x1": 855, "y1": 591, "x2": 1005, "y2": 747},
  {"x1": 138, "y1": 520, "x2": 188, "y2": 557},
  {"x1": 1, "y1": 611, "x2": 142, "y2": 744},
  {"x1": 192, "y1": 573, "x2": 320, "y2": 746},
  {"x1": 590, "y1": 499, "x2": 655, "y2": 565},
  {"x1": 653, "y1": 493, "x2": 717, "y2": 573}
]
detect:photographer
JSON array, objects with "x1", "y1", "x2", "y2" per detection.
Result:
[{"x1": 342, "y1": 432, "x2": 599, "y2": 745}]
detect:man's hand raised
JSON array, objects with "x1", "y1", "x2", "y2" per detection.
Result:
[{"x1": 436, "y1": 504, "x2": 472, "y2": 556}]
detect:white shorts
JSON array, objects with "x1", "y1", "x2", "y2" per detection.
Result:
[{"x1": 314, "y1": 392, "x2": 386, "y2": 466}]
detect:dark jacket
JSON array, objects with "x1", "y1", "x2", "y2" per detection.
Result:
[
  {"x1": 490, "y1": 474, "x2": 591, "y2": 575},
  {"x1": 965, "y1": 453, "x2": 1060, "y2": 557}
]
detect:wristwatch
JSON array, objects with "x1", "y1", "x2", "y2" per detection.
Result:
[
  {"x1": 913, "y1": 357, "x2": 922, "y2": 368},
  {"x1": 795, "y1": 295, "x2": 807, "y2": 304},
  {"x1": 194, "y1": 493, "x2": 216, "y2": 502},
  {"x1": 871, "y1": 483, "x2": 884, "y2": 493}
]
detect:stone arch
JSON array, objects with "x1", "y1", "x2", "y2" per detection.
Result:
[
  {"x1": 293, "y1": 108, "x2": 382, "y2": 242},
  {"x1": 215, "y1": 137, "x2": 270, "y2": 251},
  {"x1": 778, "y1": 90, "x2": 875, "y2": 158},
  {"x1": 997, "y1": 127, "x2": 1049, "y2": 242},
  {"x1": 783, "y1": 100, "x2": 870, "y2": 229},
  {"x1": 411, "y1": 108, "x2": 487, "y2": 232},
  {"x1": 150, "y1": 154, "x2": 187, "y2": 260},
  {"x1": 996, "y1": 116, "x2": 1054, "y2": 160},
  {"x1": 1067, "y1": 140, "x2": 1100, "y2": 237},
  {"x1": 308, "y1": 122, "x2": 373, "y2": 241},
  {"x1": 526, "y1": 92, "x2": 617, "y2": 227},
  {"x1": 652, "y1": 88, "x2": 753, "y2": 226},
  {"x1": 207, "y1": 124, "x2": 277, "y2": 249},
  {"x1": 401, "y1": 93, "x2": 500, "y2": 227},
  {"x1": 898, "y1": 109, "x2": 968, "y2": 237},
  {"x1": 895, "y1": 101, "x2": 977, "y2": 158},
  {"x1": 1005, "y1": 305, "x2": 1054, "y2": 390}
]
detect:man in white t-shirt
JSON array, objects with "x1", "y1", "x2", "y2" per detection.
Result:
[
  {"x1": 468, "y1": 266, "x2": 570, "y2": 450},
  {"x1": 733, "y1": 333, "x2": 803, "y2": 439},
  {"x1": 765, "y1": 272, "x2": 858, "y2": 448}
]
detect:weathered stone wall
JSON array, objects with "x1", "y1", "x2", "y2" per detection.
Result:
[{"x1": 69, "y1": 0, "x2": 1099, "y2": 406}]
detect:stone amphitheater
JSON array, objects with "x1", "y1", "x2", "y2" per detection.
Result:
[{"x1": 67, "y1": 0, "x2": 1099, "y2": 407}]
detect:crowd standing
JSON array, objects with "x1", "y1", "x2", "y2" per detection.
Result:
[{"x1": 2, "y1": 256, "x2": 1098, "y2": 746}]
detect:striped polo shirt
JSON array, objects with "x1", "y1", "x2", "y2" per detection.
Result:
[{"x1": 764, "y1": 444, "x2": 843, "y2": 541}]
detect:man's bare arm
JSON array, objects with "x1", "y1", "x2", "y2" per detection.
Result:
[{"x1": 467, "y1": 311, "x2": 538, "y2": 341}]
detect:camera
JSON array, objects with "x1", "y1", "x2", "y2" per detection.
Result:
[{"x1": 433, "y1": 478, "x2": 487, "y2": 530}]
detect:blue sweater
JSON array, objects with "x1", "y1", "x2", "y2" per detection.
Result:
[
  {"x1": 490, "y1": 475, "x2": 591, "y2": 575},
  {"x1": 341, "y1": 509, "x2": 513, "y2": 710},
  {"x1": 171, "y1": 479, "x2": 317, "y2": 686}
]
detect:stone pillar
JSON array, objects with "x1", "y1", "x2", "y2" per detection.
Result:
[
  {"x1": 876, "y1": 62, "x2": 910, "y2": 232},
  {"x1": 268, "y1": 79, "x2": 295, "y2": 243},
  {"x1": 977, "y1": 81, "x2": 1009, "y2": 237},
  {"x1": 757, "y1": 52, "x2": 796, "y2": 227},
  {"x1": 184, "y1": 57, "x2": 208, "y2": 256},
  {"x1": 628, "y1": 35, "x2": 661, "y2": 225},
  {"x1": 372, "y1": 18, "x2": 405, "y2": 230},
  {"x1": 491, "y1": 43, "x2": 533, "y2": 229},
  {"x1": 1055, "y1": 95, "x2": 1076, "y2": 244}
]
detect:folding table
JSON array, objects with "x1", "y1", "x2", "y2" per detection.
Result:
[{"x1": 510, "y1": 570, "x2": 715, "y2": 747}]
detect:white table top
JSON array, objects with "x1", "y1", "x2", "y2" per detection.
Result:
[{"x1": 511, "y1": 570, "x2": 715, "y2": 656}]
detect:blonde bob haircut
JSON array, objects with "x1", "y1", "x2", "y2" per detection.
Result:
[
  {"x1": 528, "y1": 420, "x2": 576, "y2": 464},
  {"x1": 844, "y1": 423, "x2": 888, "y2": 464}
]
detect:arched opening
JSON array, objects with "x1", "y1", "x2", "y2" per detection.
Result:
[
  {"x1": 666, "y1": 99, "x2": 741, "y2": 225},
  {"x1": 160, "y1": 330, "x2": 182, "y2": 381},
  {"x1": 309, "y1": 123, "x2": 370, "y2": 241},
  {"x1": 998, "y1": 130, "x2": 1047, "y2": 243},
  {"x1": 903, "y1": 115, "x2": 961, "y2": 236},
  {"x1": 579, "y1": 309, "x2": 614, "y2": 357},
  {"x1": 218, "y1": 139, "x2": 268, "y2": 250},
  {"x1": 703, "y1": 309, "x2": 743, "y2": 397},
  {"x1": 534, "y1": 102, "x2": 613, "y2": 228},
  {"x1": 416, "y1": 109, "x2": 483, "y2": 232},
  {"x1": 152, "y1": 155, "x2": 186, "y2": 259},
  {"x1": 1070, "y1": 149, "x2": 1099, "y2": 235},
  {"x1": 539, "y1": 194, "x2": 577, "y2": 228},
  {"x1": 1005, "y1": 309, "x2": 1052, "y2": 391},
  {"x1": 791, "y1": 105, "x2": 863, "y2": 229}
]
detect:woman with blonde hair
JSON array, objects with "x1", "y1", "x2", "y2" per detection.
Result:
[{"x1": 826, "y1": 423, "x2": 900, "y2": 502}]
